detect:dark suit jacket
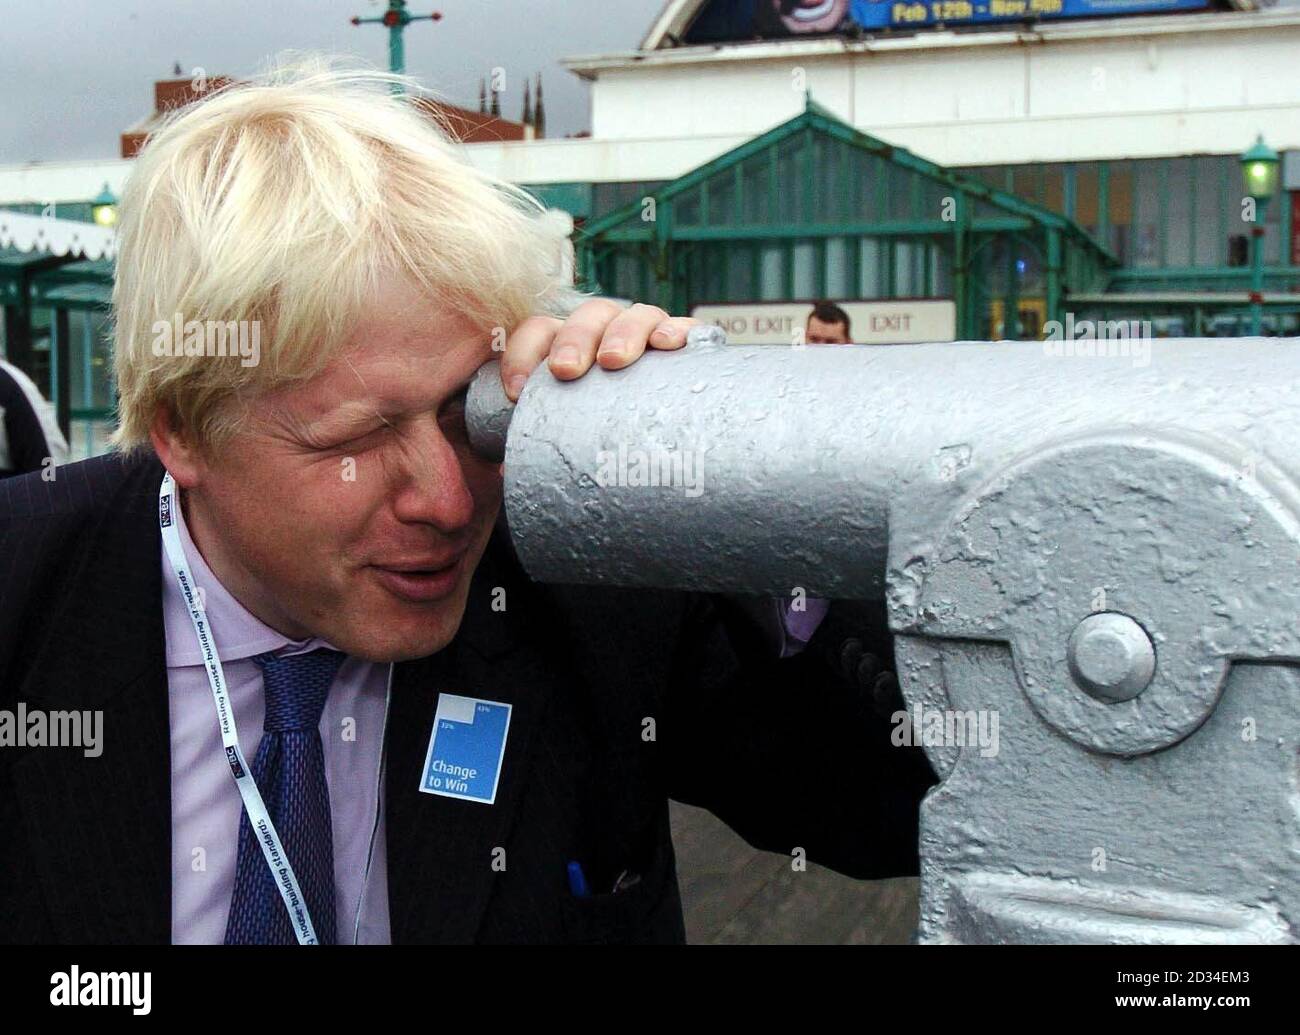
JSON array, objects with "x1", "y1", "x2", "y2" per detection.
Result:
[{"x1": 0, "y1": 452, "x2": 934, "y2": 944}]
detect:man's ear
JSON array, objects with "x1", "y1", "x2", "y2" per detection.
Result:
[{"x1": 149, "y1": 406, "x2": 205, "y2": 488}]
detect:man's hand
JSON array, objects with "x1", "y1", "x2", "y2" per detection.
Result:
[{"x1": 499, "y1": 299, "x2": 696, "y2": 401}]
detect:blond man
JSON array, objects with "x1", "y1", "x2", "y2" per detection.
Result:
[{"x1": 0, "y1": 58, "x2": 932, "y2": 945}]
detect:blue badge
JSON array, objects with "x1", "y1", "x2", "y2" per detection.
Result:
[{"x1": 418, "y1": 694, "x2": 512, "y2": 805}]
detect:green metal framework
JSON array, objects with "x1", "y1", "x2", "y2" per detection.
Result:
[
  {"x1": 0, "y1": 247, "x2": 114, "y2": 445},
  {"x1": 963, "y1": 156, "x2": 1296, "y2": 276},
  {"x1": 576, "y1": 97, "x2": 1117, "y2": 339},
  {"x1": 958, "y1": 156, "x2": 1300, "y2": 334}
]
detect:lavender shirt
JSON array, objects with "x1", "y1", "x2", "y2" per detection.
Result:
[{"x1": 163, "y1": 499, "x2": 392, "y2": 944}]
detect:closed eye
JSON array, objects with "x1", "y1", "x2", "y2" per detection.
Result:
[{"x1": 318, "y1": 421, "x2": 392, "y2": 453}]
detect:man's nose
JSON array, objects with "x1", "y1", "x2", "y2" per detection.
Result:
[{"x1": 390, "y1": 419, "x2": 477, "y2": 532}]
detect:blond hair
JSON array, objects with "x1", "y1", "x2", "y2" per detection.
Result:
[{"x1": 111, "y1": 53, "x2": 577, "y2": 451}]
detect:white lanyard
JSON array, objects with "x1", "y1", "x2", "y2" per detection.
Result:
[{"x1": 158, "y1": 472, "x2": 320, "y2": 945}]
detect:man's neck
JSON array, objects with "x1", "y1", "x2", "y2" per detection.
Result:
[{"x1": 180, "y1": 489, "x2": 314, "y2": 641}]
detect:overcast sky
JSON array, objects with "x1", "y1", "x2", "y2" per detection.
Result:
[{"x1": 0, "y1": 0, "x2": 657, "y2": 164}]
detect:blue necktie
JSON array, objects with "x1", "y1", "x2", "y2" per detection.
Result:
[{"x1": 225, "y1": 648, "x2": 346, "y2": 945}]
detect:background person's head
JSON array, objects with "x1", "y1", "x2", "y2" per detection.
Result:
[
  {"x1": 113, "y1": 55, "x2": 575, "y2": 662},
  {"x1": 806, "y1": 301, "x2": 852, "y2": 345}
]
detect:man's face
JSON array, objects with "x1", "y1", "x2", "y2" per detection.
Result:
[
  {"x1": 806, "y1": 315, "x2": 852, "y2": 345},
  {"x1": 180, "y1": 279, "x2": 500, "y2": 663}
]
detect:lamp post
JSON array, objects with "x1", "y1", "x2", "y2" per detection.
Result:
[
  {"x1": 91, "y1": 183, "x2": 118, "y2": 229},
  {"x1": 350, "y1": 1, "x2": 442, "y2": 95},
  {"x1": 1240, "y1": 135, "x2": 1279, "y2": 336}
]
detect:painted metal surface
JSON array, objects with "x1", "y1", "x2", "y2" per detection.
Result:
[{"x1": 467, "y1": 330, "x2": 1300, "y2": 944}]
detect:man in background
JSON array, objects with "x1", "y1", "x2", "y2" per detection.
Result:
[
  {"x1": 806, "y1": 301, "x2": 853, "y2": 345},
  {"x1": 0, "y1": 358, "x2": 67, "y2": 478}
]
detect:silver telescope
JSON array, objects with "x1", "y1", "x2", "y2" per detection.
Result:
[{"x1": 467, "y1": 327, "x2": 1300, "y2": 944}]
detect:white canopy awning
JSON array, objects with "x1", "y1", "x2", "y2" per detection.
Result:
[{"x1": 0, "y1": 210, "x2": 116, "y2": 261}]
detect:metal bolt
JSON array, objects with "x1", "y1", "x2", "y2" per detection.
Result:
[{"x1": 1066, "y1": 612, "x2": 1156, "y2": 704}]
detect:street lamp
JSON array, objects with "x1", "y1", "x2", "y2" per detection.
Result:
[
  {"x1": 350, "y1": 1, "x2": 442, "y2": 95},
  {"x1": 1240, "y1": 135, "x2": 1279, "y2": 336},
  {"x1": 91, "y1": 183, "x2": 118, "y2": 228}
]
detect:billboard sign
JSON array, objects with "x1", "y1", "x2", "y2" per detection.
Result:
[
  {"x1": 682, "y1": 0, "x2": 1212, "y2": 43},
  {"x1": 850, "y1": 0, "x2": 1209, "y2": 30}
]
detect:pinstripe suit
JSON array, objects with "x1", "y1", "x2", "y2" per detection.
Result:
[{"x1": 0, "y1": 451, "x2": 933, "y2": 944}]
